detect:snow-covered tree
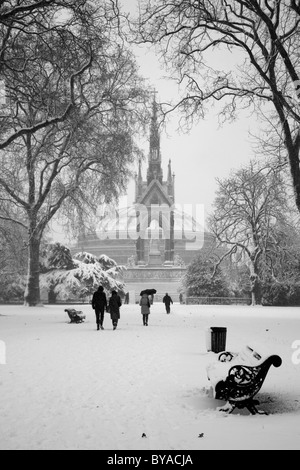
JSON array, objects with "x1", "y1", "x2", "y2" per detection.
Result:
[
  {"x1": 0, "y1": 1, "x2": 149, "y2": 306},
  {"x1": 137, "y1": 1, "x2": 300, "y2": 215},
  {"x1": 182, "y1": 254, "x2": 229, "y2": 298},
  {"x1": 40, "y1": 244, "x2": 125, "y2": 301},
  {"x1": 209, "y1": 161, "x2": 292, "y2": 305}
]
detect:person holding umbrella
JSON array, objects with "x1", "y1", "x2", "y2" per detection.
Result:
[{"x1": 139, "y1": 292, "x2": 151, "y2": 326}]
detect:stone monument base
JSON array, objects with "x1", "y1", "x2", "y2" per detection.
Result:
[{"x1": 121, "y1": 266, "x2": 186, "y2": 303}]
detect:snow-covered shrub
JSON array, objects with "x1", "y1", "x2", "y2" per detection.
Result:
[
  {"x1": 182, "y1": 254, "x2": 229, "y2": 298},
  {"x1": 40, "y1": 244, "x2": 125, "y2": 302},
  {"x1": 0, "y1": 273, "x2": 26, "y2": 302}
]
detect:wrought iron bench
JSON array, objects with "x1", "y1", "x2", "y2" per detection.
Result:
[
  {"x1": 65, "y1": 308, "x2": 86, "y2": 324},
  {"x1": 206, "y1": 345, "x2": 282, "y2": 415}
]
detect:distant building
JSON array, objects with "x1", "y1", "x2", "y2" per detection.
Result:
[{"x1": 72, "y1": 97, "x2": 217, "y2": 300}]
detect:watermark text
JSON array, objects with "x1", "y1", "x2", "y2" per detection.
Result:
[
  {"x1": 96, "y1": 201, "x2": 205, "y2": 251},
  {"x1": 291, "y1": 340, "x2": 300, "y2": 365},
  {"x1": 0, "y1": 340, "x2": 6, "y2": 365}
]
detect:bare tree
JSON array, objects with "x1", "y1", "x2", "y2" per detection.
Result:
[
  {"x1": 0, "y1": 1, "x2": 149, "y2": 306},
  {"x1": 137, "y1": 1, "x2": 300, "y2": 212},
  {"x1": 0, "y1": 1, "x2": 100, "y2": 148},
  {"x1": 209, "y1": 161, "x2": 290, "y2": 305}
]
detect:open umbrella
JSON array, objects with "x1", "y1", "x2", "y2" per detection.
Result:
[{"x1": 140, "y1": 289, "x2": 157, "y2": 296}]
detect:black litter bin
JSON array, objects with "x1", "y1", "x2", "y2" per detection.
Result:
[{"x1": 210, "y1": 327, "x2": 227, "y2": 353}]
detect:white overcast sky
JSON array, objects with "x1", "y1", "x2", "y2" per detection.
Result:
[
  {"x1": 120, "y1": 0, "x2": 258, "y2": 221},
  {"x1": 51, "y1": 0, "x2": 259, "y2": 241}
]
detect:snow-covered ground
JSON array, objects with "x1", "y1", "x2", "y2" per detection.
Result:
[{"x1": 0, "y1": 302, "x2": 300, "y2": 450}]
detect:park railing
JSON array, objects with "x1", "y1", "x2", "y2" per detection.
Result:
[
  {"x1": 185, "y1": 296, "x2": 252, "y2": 306},
  {"x1": 0, "y1": 297, "x2": 252, "y2": 306}
]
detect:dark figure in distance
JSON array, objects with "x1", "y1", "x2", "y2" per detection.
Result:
[
  {"x1": 163, "y1": 293, "x2": 173, "y2": 314},
  {"x1": 92, "y1": 285, "x2": 108, "y2": 330},
  {"x1": 109, "y1": 290, "x2": 122, "y2": 330}
]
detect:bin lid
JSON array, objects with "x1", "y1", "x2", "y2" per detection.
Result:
[{"x1": 210, "y1": 327, "x2": 227, "y2": 332}]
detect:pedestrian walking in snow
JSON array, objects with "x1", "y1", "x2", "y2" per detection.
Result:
[
  {"x1": 139, "y1": 293, "x2": 150, "y2": 326},
  {"x1": 163, "y1": 293, "x2": 173, "y2": 314},
  {"x1": 92, "y1": 285, "x2": 108, "y2": 330},
  {"x1": 108, "y1": 290, "x2": 122, "y2": 330}
]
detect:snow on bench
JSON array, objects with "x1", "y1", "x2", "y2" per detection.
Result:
[
  {"x1": 64, "y1": 308, "x2": 86, "y2": 324},
  {"x1": 206, "y1": 345, "x2": 282, "y2": 415}
]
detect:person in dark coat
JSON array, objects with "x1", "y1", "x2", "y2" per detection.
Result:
[
  {"x1": 163, "y1": 293, "x2": 173, "y2": 314},
  {"x1": 92, "y1": 285, "x2": 108, "y2": 330},
  {"x1": 108, "y1": 290, "x2": 122, "y2": 330},
  {"x1": 139, "y1": 293, "x2": 150, "y2": 326}
]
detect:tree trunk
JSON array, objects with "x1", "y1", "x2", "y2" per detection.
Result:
[
  {"x1": 250, "y1": 272, "x2": 260, "y2": 307},
  {"x1": 287, "y1": 144, "x2": 300, "y2": 214},
  {"x1": 24, "y1": 235, "x2": 42, "y2": 306},
  {"x1": 48, "y1": 286, "x2": 57, "y2": 304},
  {"x1": 251, "y1": 290, "x2": 257, "y2": 307}
]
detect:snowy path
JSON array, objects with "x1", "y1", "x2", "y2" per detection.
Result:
[{"x1": 0, "y1": 303, "x2": 300, "y2": 450}]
